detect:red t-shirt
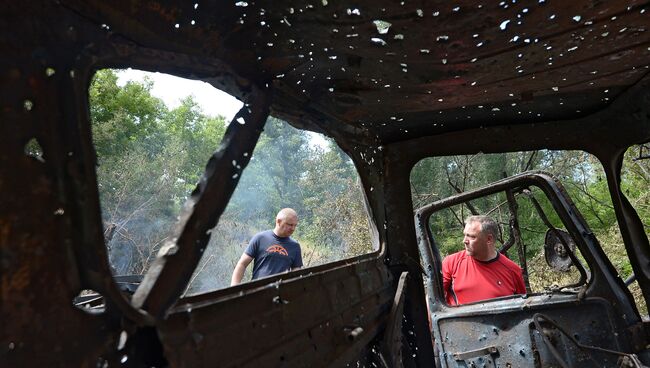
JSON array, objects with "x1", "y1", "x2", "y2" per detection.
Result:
[{"x1": 442, "y1": 250, "x2": 526, "y2": 305}]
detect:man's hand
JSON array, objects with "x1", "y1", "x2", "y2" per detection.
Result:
[{"x1": 231, "y1": 253, "x2": 253, "y2": 286}]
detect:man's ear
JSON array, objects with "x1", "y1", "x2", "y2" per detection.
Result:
[{"x1": 486, "y1": 233, "x2": 495, "y2": 246}]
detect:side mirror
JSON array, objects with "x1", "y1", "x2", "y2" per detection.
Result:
[{"x1": 544, "y1": 229, "x2": 575, "y2": 272}]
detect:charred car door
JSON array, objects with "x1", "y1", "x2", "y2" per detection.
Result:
[{"x1": 415, "y1": 171, "x2": 648, "y2": 367}]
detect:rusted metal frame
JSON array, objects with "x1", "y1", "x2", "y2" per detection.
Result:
[
  {"x1": 415, "y1": 172, "x2": 639, "y2": 320},
  {"x1": 500, "y1": 190, "x2": 522, "y2": 255},
  {"x1": 17, "y1": 6, "x2": 200, "y2": 331},
  {"x1": 520, "y1": 189, "x2": 588, "y2": 288},
  {"x1": 414, "y1": 211, "x2": 445, "y2": 314},
  {"x1": 96, "y1": 51, "x2": 253, "y2": 108},
  {"x1": 272, "y1": 89, "x2": 380, "y2": 147},
  {"x1": 416, "y1": 180, "x2": 541, "y2": 313},
  {"x1": 380, "y1": 272, "x2": 409, "y2": 368},
  {"x1": 584, "y1": 80, "x2": 650, "y2": 315},
  {"x1": 52, "y1": 39, "x2": 109, "y2": 292},
  {"x1": 0, "y1": 9, "x2": 126, "y2": 367},
  {"x1": 60, "y1": 1, "x2": 241, "y2": 67},
  {"x1": 382, "y1": 149, "x2": 436, "y2": 367},
  {"x1": 28, "y1": 19, "x2": 156, "y2": 326},
  {"x1": 265, "y1": 295, "x2": 391, "y2": 367},
  {"x1": 68, "y1": 55, "x2": 159, "y2": 326},
  {"x1": 505, "y1": 189, "x2": 531, "y2": 293},
  {"x1": 131, "y1": 86, "x2": 271, "y2": 320},
  {"x1": 599, "y1": 147, "x2": 650, "y2": 313},
  {"x1": 64, "y1": 2, "x2": 648, "y2": 142}
]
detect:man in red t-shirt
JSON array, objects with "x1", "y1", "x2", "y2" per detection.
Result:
[{"x1": 442, "y1": 215, "x2": 526, "y2": 305}]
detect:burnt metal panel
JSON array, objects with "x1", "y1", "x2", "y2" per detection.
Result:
[
  {"x1": 158, "y1": 257, "x2": 393, "y2": 367},
  {"x1": 50, "y1": 0, "x2": 650, "y2": 144},
  {"x1": 436, "y1": 298, "x2": 623, "y2": 367}
]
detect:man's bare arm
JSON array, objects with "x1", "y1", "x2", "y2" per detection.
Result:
[{"x1": 231, "y1": 253, "x2": 253, "y2": 286}]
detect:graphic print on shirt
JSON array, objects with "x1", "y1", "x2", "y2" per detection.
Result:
[
  {"x1": 245, "y1": 230, "x2": 303, "y2": 280},
  {"x1": 267, "y1": 244, "x2": 288, "y2": 256}
]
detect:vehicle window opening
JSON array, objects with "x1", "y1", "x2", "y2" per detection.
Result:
[
  {"x1": 423, "y1": 181, "x2": 590, "y2": 304},
  {"x1": 89, "y1": 69, "x2": 375, "y2": 298}
]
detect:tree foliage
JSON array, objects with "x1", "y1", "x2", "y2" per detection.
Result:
[{"x1": 91, "y1": 70, "x2": 229, "y2": 274}]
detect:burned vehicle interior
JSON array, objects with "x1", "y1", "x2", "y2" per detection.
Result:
[{"x1": 2, "y1": 0, "x2": 650, "y2": 367}]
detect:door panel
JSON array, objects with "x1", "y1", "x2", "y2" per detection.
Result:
[
  {"x1": 159, "y1": 257, "x2": 394, "y2": 367},
  {"x1": 436, "y1": 298, "x2": 620, "y2": 367}
]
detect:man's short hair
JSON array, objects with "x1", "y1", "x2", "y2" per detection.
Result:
[
  {"x1": 277, "y1": 208, "x2": 298, "y2": 221},
  {"x1": 465, "y1": 215, "x2": 499, "y2": 239}
]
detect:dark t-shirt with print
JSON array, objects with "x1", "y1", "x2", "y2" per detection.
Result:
[{"x1": 245, "y1": 230, "x2": 303, "y2": 280}]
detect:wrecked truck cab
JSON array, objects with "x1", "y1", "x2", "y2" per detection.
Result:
[
  {"x1": 416, "y1": 171, "x2": 649, "y2": 367},
  {"x1": 4, "y1": 0, "x2": 650, "y2": 366}
]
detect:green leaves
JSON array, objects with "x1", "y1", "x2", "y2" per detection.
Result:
[{"x1": 90, "y1": 70, "x2": 227, "y2": 274}]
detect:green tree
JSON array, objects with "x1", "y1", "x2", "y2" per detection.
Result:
[
  {"x1": 301, "y1": 141, "x2": 370, "y2": 257},
  {"x1": 225, "y1": 117, "x2": 312, "y2": 225},
  {"x1": 90, "y1": 71, "x2": 166, "y2": 159},
  {"x1": 90, "y1": 69, "x2": 227, "y2": 275}
]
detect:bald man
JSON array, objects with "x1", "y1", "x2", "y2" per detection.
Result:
[{"x1": 231, "y1": 208, "x2": 303, "y2": 285}]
